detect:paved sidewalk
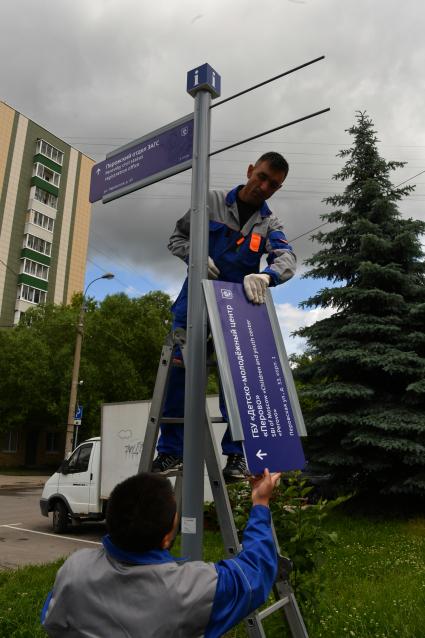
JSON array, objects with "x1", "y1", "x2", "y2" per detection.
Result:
[{"x1": 0, "y1": 474, "x2": 50, "y2": 490}]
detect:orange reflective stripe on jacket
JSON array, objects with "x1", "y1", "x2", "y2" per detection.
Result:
[{"x1": 249, "y1": 233, "x2": 261, "y2": 252}]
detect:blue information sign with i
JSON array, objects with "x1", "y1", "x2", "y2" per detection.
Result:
[{"x1": 187, "y1": 63, "x2": 221, "y2": 98}]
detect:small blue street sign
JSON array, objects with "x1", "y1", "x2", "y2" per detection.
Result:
[
  {"x1": 187, "y1": 63, "x2": 221, "y2": 98},
  {"x1": 89, "y1": 113, "x2": 194, "y2": 204},
  {"x1": 74, "y1": 405, "x2": 83, "y2": 425}
]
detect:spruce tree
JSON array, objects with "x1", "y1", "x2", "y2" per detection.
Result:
[{"x1": 295, "y1": 111, "x2": 425, "y2": 498}]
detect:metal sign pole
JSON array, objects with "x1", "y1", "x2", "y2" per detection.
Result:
[{"x1": 181, "y1": 64, "x2": 220, "y2": 560}]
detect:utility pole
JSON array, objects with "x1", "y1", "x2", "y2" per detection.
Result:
[{"x1": 64, "y1": 273, "x2": 114, "y2": 457}]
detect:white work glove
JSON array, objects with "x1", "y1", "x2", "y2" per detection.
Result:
[
  {"x1": 243, "y1": 273, "x2": 270, "y2": 304},
  {"x1": 208, "y1": 257, "x2": 220, "y2": 280}
]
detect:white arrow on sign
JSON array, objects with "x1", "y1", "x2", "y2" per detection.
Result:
[
  {"x1": 256, "y1": 449, "x2": 268, "y2": 460},
  {"x1": 96, "y1": 168, "x2": 101, "y2": 175}
]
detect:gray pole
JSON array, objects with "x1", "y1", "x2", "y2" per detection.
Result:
[{"x1": 181, "y1": 88, "x2": 212, "y2": 560}]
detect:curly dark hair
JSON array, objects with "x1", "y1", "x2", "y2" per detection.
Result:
[{"x1": 106, "y1": 473, "x2": 176, "y2": 552}]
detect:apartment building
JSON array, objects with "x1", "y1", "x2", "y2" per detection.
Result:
[{"x1": 0, "y1": 100, "x2": 94, "y2": 327}]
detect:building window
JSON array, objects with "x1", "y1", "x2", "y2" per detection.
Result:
[
  {"x1": 34, "y1": 186, "x2": 58, "y2": 209},
  {"x1": 30, "y1": 209, "x2": 54, "y2": 233},
  {"x1": 22, "y1": 258, "x2": 49, "y2": 281},
  {"x1": 24, "y1": 234, "x2": 52, "y2": 256},
  {"x1": 46, "y1": 432, "x2": 60, "y2": 453},
  {"x1": 33, "y1": 162, "x2": 61, "y2": 187},
  {"x1": 36, "y1": 139, "x2": 64, "y2": 166},
  {"x1": 2, "y1": 431, "x2": 18, "y2": 453},
  {"x1": 17, "y1": 284, "x2": 47, "y2": 305}
]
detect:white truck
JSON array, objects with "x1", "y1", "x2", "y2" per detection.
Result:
[{"x1": 40, "y1": 398, "x2": 226, "y2": 533}]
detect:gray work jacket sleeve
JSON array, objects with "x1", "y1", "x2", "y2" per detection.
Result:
[
  {"x1": 263, "y1": 214, "x2": 297, "y2": 284},
  {"x1": 168, "y1": 208, "x2": 191, "y2": 263}
]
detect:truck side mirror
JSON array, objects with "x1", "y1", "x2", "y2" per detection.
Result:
[{"x1": 60, "y1": 460, "x2": 69, "y2": 475}]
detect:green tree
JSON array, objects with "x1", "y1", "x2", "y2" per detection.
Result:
[
  {"x1": 80, "y1": 291, "x2": 172, "y2": 433},
  {"x1": 295, "y1": 112, "x2": 425, "y2": 497},
  {"x1": 0, "y1": 327, "x2": 55, "y2": 432},
  {"x1": 0, "y1": 291, "x2": 172, "y2": 441}
]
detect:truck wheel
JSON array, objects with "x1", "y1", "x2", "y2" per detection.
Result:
[{"x1": 52, "y1": 501, "x2": 69, "y2": 533}]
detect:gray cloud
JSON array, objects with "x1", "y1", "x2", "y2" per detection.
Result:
[{"x1": 1, "y1": 0, "x2": 424, "y2": 297}]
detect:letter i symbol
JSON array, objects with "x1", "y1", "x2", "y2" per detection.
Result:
[
  {"x1": 212, "y1": 71, "x2": 216, "y2": 88},
  {"x1": 194, "y1": 69, "x2": 199, "y2": 86}
]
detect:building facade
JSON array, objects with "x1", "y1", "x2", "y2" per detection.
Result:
[{"x1": 0, "y1": 100, "x2": 94, "y2": 327}]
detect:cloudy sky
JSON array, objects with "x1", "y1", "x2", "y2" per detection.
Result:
[{"x1": 2, "y1": 0, "x2": 424, "y2": 353}]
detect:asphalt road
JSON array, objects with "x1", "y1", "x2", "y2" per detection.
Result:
[{"x1": 0, "y1": 485, "x2": 105, "y2": 569}]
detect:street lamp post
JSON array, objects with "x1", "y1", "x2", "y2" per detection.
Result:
[{"x1": 64, "y1": 273, "x2": 114, "y2": 457}]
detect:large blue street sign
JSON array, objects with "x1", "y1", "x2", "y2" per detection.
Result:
[
  {"x1": 89, "y1": 113, "x2": 194, "y2": 204},
  {"x1": 204, "y1": 280, "x2": 306, "y2": 474}
]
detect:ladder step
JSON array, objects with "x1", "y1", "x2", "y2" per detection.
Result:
[{"x1": 258, "y1": 597, "x2": 290, "y2": 621}]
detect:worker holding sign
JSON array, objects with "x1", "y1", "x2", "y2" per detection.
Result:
[
  {"x1": 42, "y1": 470, "x2": 281, "y2": 637},
  {"x1": 153, "y1": 151, "x2": 296, "y2": 481}
]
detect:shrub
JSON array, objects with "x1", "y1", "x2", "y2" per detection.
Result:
[{"x1": 214, "y1": 471, "x2": 350, "y2": 610}]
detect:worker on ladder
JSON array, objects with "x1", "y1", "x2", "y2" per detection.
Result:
[{"x1": 152, "y1": 151, "x2": 296, "y2": 481}]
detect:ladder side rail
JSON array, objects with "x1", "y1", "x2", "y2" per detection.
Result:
[
  {"x1": 204, "y1": 409, "x2": 268, "y2": 638},
  {"x1": 203, "y1": 415, "x2": 310, "y2": 638},
  {"x1": 204, "y1": 410, "x2": 241, "y2": 557},
  {"x1": 274, "y1": 585, "x2": 310, "y2": 638},
  {"x1": 270, "y1": 507, "x2": 310, "y2": 637},
  {"x1": 138, "y1": 341, "x2": 174, "y2": 472}
]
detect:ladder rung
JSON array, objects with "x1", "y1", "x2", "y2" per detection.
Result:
[
  {"x1": 157, "y1": 469, "x2": 183, "y2": 478},
  {"x1": 258, "y1": 597, "x2": 290, "y2": 621}
]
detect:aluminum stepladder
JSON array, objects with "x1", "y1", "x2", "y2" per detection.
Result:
[{"x1": 138, "y1": 328, "x2": 309, "y2": 638}]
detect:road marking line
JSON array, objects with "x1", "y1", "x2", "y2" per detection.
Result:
[
  {"x1": 0, "y1": 523, "x2": 22, "y2": 527},
  {"x1": 3, "y1": 525, "x2": 102, "y2": 545}
]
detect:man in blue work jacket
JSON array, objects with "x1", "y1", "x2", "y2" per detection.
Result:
[
  {"x1": 153, "y1": 151, "x2": 296, "y2": 481},
  {"x1": 42, "y1": 469, "x2": 281, "y2": 637}
]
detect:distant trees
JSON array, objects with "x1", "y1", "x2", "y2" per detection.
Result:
[
  {"x1": 294, "y1": 112, "x2": 425, "y2": 497},
  {"x1": 0, "y1": 291, "x2": 172, "y2": 438}
]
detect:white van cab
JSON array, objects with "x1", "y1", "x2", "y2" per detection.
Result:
[{"x1": 40, "y1": 437, "x2": 104, "y2": 533}]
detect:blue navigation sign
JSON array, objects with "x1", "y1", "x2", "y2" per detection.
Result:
[
  {"x1": 187, "y1": 63, "x2": 221, "y2": 98},
  {"x1": 90, "y1": 113, "x2": 194, "y2": 204},
  {"x1": 74, "y1": 405, "x2": 83, "y2": 426},
  {"x1": 204, "y1": 280, "x2": 306, "y2": 475}
]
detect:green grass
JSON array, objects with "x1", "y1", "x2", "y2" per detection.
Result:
[
  {"x1": 306, "y1": 513, "x2": 425, "y2": 638},
  {"x1": 1, "y1": 513, "x2": 424, "y2": 637},
  {"x1": 0, "y1": 560, "x2": 64, "y2": 637}
]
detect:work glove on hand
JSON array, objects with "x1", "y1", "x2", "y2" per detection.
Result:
[
  {"x1": 208, "y1": 257, "x2": 220, "y2": 280},
  {"x1": 243, "y1": 273, "x2": 270, "y2": 304}
]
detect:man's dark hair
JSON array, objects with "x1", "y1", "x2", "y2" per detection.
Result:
[
  {"x1": 106, "y1": 473, "x2": 176, "y2": 553},
  {"x1": 256, "y1": 151, "x2": 289, "y2": 177}
]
